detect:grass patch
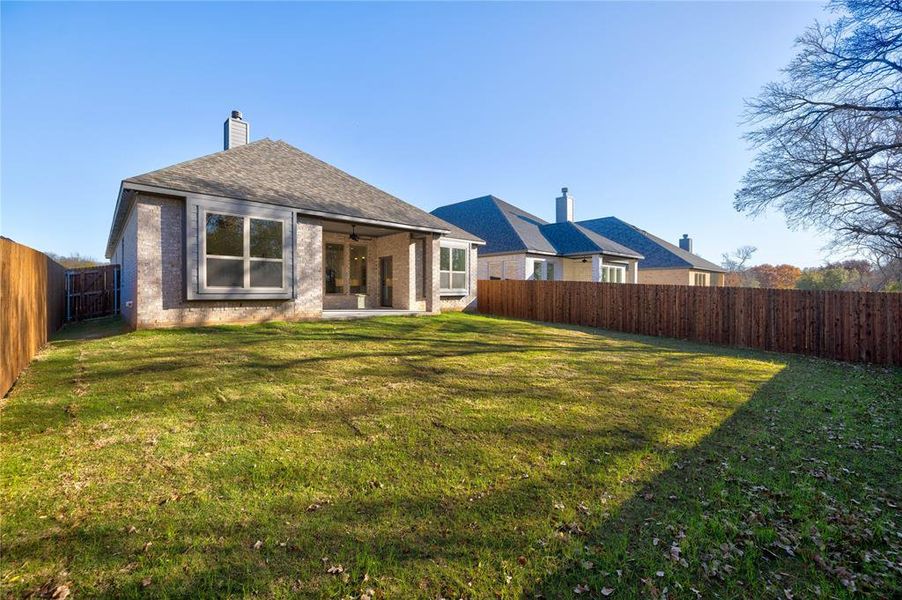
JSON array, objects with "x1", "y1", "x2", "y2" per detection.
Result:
[{"x1": 1, "y1": 313, "x2": 899, "y2": 598}]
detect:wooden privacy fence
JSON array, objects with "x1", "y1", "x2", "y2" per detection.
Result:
[
  {"x1": 1, "y1": 238, "x2": 67, "y2": 396},
  {"x1": 478, "y1": 280, "x2": 902, "y2": 366},
  {"x1": 66, "y1": 264, "x2": 120, "y2": 321}
]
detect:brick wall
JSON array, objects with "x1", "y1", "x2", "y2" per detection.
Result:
[
  {"x1": 110, "y1": 203, "x2": 139, "y2": 328},
  {"x1": 373, "y1": 231, "x2": 413, "y2": 309},
  {"x1": 132, "y1": 195, "x2": 322, "y2": 328},
  {"x1": 119, "y1": 194, "x2": 462, "y2": 326},
  {"x1": 479, "y1": 254, "x2": 528, "y2": 281},
  {"x1": 639, "y1": 268, "x2": 724, "y2": 287}
]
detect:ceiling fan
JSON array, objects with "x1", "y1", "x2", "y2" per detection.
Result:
[{"x1": 349, "y1": 225, "x2": 373, "y2": 242}]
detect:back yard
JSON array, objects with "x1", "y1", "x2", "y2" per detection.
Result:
[{"x1": 1, "y1": 313, "x2": 899, "y2": 598}]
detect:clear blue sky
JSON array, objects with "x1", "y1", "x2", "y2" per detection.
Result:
[{"x1": 2, "y1": 1, "x2": 834, "y2": 266}]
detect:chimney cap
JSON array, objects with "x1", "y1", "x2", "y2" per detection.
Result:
[
  {"x1": 682, "y1": 233, "x2": 689, "y2": 238},
  {"x1": 231, "y1": 110, "x2": 243, "y2": 120},
  {"x1": 562, "y1": 187, "x2": 569, "y2": 194}
]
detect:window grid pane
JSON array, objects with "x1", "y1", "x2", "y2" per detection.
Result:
[
  {"x1": 451, "y1": 248, "x2": 466, "y2": 272},
  {"x1": 325, "y1": 244, "x2": 345, "y2": 294},
  {"x1": 206, "y1": 214, "x2": 244, "y2": 257},
  {"x1": 207, "y1": 257, "x2": 244, "y2": 288},
  {"x1": 250, "y1": 219, "x2": 282, "y2": 259},
  {"x1": 250, "y1": 260, "x2": 282, "y2": 288},
  {"x1": 349, "y1": 245, "x2": 367, "y2": 294}
]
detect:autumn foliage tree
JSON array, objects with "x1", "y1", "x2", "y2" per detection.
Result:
[{"x1": 746, "y1": 264, "x2": 803, "y2": 289}]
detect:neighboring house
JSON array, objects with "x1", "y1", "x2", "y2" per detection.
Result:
[
  {"x1": 577, "y1": 218, "x2": 726, "y2": 286},
  {"x1": 105, "y1": 112, "x2": 482, "y2": 329},
  {"x1": 431, "y1": 191, "x2": 643, "y2": 284},
  {"x1": 432, "y1": 188, "x2": 725, "y2": 286}
]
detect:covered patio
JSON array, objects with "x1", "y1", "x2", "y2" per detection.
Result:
[{"x1": 319, "y1": 219, "x2": 438, "y2": 314}]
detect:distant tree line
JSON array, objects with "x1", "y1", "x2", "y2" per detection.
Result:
[
  {"x1": 47, "y1": 252, "x2": 105, "y2": 269},
  {"x1": 722, "y1": 247, "x2": 901, "y2": 291}
]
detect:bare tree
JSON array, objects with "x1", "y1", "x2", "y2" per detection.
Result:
[
  {"x1": 736, "y1": 0, "x2": 902, "y2": 261},
  {"x1": 721, "y1": 245, "x2": 760, "y2": 286},
  {"x1": 721, "y1": 245, "x2": 758, "y2": 271}
]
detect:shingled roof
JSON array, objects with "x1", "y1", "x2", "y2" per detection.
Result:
[
  {"x1": 577, "y1": 217, "x2": 725, "y2": 272},
  {"x1": 539, "y1": 222, "x2": 643, "y2": 258},
  {"x1": 106, "y1": 139, "x2": 481, "y2": 256},
  {"x1": 430, "y1": 195, "x2": 640, "y2": 259}
]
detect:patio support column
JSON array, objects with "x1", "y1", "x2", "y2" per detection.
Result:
[
  {"x1": 591, "y1": 254, "x2": 603, "y2": 282},
  {"x1": 425, "y1": 235, "x2": 440, "y2": 314}
]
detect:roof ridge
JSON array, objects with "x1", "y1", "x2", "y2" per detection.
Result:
[{"x1": 489, "y1": 195, "x2": 548, "y2": 225}]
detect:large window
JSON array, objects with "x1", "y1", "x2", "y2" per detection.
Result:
[
  {"x1": 693, "y1": 272, "x2": 709, "y2": 286},
  {"x1": 204, "y1": 214, "x2": 284, "y2": 289},
  {"x1": 350, "y1": 245, "x2": 367, "y2": 294},
  {"x1": 325, "y1": 243, "x2": 345, "y2": 294},
  {"x1": 601, "y1": 265, "x2": 625, "y2": 283},
  {"x1": 440, "y1": 243, "x2": 469, "y2": 294},
  {"x1": 187, "y1": 198, "x2": 293, "y2": 300}
]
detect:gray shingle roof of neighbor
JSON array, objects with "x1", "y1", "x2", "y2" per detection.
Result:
[
  {"x1": 539, "y1": 222, "x2": 644, "y2": 259},
  {"x1": 577, "y1": 217, "x2": 725, "y2": 272},
  {"x1": 430, "y1": 195, "x2": 642, "y2": 259},
  {"x1": 107, "y1": 138, "x2": 482, "y2": 256},
  {"x1": 431, "y1": 195, "x2": 555, "y2": 255}
]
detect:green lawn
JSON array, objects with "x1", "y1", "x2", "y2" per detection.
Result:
[{"x1": 1, "y1": 313, "x2": 899, "y2": 599}]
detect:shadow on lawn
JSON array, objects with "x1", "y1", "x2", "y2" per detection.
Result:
[
  {"x1": 526, "y1": 359, "x2": 901, "y2": 599},
  {"x1": 8, "y1": 316, "x2": 897, "y2": 597}
]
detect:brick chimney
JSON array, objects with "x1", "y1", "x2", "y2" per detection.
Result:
[
  {"x1": 679, "y1": 234, "x2": 693, "y2": 253},
  {"x1": 556, "y1": 187, "x2": 574, "y2": 223},
  {"x1": 224, "y1": 110, "x2": 249, "y2": 150}
]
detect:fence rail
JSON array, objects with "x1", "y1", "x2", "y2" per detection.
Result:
[
  {"x1": 477, "y1": 280, "x2": 902, "y2": 366},
  {"x1": 1, "y1": 238, "x2": 67, "y2": 395}
]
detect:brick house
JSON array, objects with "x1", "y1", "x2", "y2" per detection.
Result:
[
  {"x1": 432, "y1": 189, "x2": 725, "y2": 286},
  {"x1": 105, "y1": 112, "x2": 483, "y2": 329}
]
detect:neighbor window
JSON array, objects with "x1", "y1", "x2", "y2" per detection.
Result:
[
  {"x1": 440, "y1": 243, "x2": 468, "y2": 294},
  {"x1": 325, "y1": 243, "x2": 345, "y2": 294},
  {"x1": 693, "y1": 272, "x2": 709, "y2": 286},
  {"x1": 187, "y1": 198, "x2": 293, "y2": 300},
  {"x1": 350, "y1": 245, "x2": 367, "y2": 294},
  {"x1": 601, "y1": 265, "x2": 625, "y2": 283},
  {"x1": 532, "y1": 260, "x2": 544, "y2": 280}
]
